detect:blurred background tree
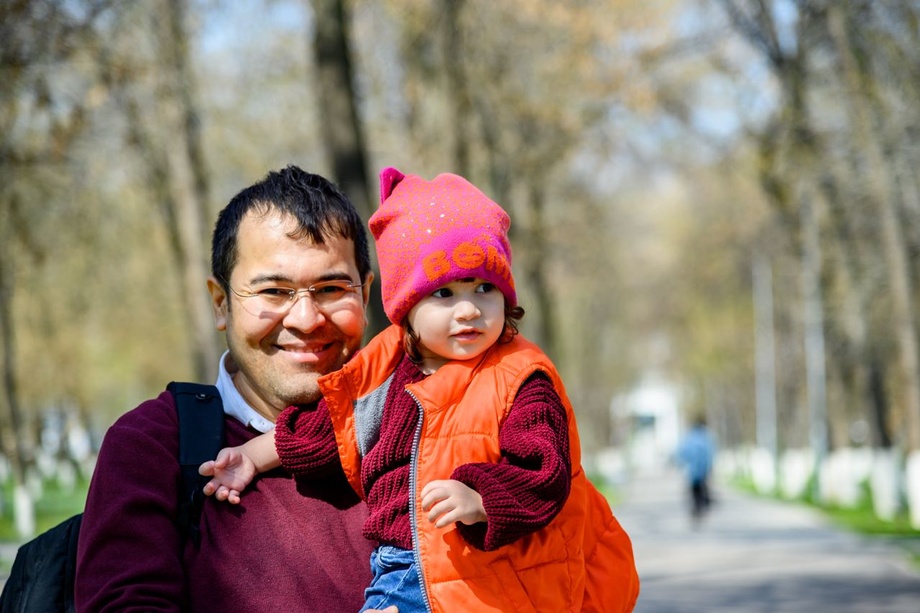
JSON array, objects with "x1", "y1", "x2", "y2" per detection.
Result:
[{"x1": 3, "y1": 0, "x2": 920, "y2": 533}]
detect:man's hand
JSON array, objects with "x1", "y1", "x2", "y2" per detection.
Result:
[
  {"x1": 199, "y1": 446, "x2": 258, "y2": 504},
  {"x1": 420, "y1": 479, "x2": 487, "y2": 528},
  {"x1": 367, "y1": 608, "x2": 398, "y2": 613}
]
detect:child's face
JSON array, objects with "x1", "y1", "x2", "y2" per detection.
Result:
[{"x1": 406, "y1": 277, "x2": 505, "y2": 373}]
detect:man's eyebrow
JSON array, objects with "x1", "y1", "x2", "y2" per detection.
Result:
[
  {"x1": 247, "y1": 273, "x2": 294, "y2": 285},
  {"x1": 246, "y1": 271, "x2": 356, "y2": 285},
  {"x1": 316, "y1": 271, "x2": 357, "y2": 282}
]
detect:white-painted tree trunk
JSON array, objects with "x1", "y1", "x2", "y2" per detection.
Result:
[
  {"x1": 871, "y1": 448, "x2": 900, "y2": 522},
  {"x1": 822, "y1": 448, "x2": 871, "y2": 508},
  {"x1": 905, "y1": 451, "x2": 920, "y2": 529},
  {"x1": 14, "y1": 483, "x2": 36, "y2": 539},
  {"x1": 779, "y1": 448, "x2": 814, "y2": 500},
  {"x1": 751, "y1": 447, "x2": 776, "y2": 495}
]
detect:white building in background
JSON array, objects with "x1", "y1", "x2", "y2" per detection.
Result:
[{"x1": 611, "y1": 371, "x2": 683, "y2": 472}]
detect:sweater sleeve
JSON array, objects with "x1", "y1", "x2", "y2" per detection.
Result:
[
  {"x1": 451, "y1": 372, "x2": 572, "y2": 551},
  {"x1": 274, "y1": 400, "x2": 343, "y2": 478}
]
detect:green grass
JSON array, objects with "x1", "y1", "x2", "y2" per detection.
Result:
[
  {"x1": 820, "y1": 503, "x2": 920, "y2": 536},
  {"x1": 0, "y1": 478, "x2": 89, "y2": 542},
  {"x1": 820, "y1": 503, "x2": 920, "y2": 567},
  {"x1": 728, "y1": 475, "x2": 920, "y2": 566}
]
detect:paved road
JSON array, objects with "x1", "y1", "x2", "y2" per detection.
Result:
[{"x1": 613, "y1": 466, "x2": 920, "y2": 613}]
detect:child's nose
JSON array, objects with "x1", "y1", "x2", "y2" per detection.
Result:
[{"x1": 455, "y1": 299, "x2": 481, "y2": 320}]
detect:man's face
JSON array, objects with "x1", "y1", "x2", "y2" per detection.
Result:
[{"x1": 208, "y1": 210, "x2": 371, "y2": 418}]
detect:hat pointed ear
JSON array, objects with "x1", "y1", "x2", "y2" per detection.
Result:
[{"x1": 379, "y1": 167, "x2": 406, "y2": 205}]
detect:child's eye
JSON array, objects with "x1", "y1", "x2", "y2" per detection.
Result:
[
  {"x1": 476, "y1": 283, "x2": 495, "y2": 293},
  {"x1": 432, "y1": 288, "x2": 453, "y2": 298}
]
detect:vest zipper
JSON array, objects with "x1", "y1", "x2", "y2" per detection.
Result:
[{"x1": 406, "y1": 388, "x2": 434, "y2": 612}]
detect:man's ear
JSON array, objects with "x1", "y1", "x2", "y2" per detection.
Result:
[
  {"x1": 207, "y1": 276, "x2": 228, "y2": 331},
  {"x1": 362, "y1": 272, "x2": 375, "y2": 308}
]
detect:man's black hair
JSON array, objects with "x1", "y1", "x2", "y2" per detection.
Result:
[{"x1": 211, "y1": 165, "x2": 371, "y2": 288}]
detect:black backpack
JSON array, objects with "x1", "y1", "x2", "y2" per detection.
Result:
[{"x1": 0, "y1": 382, "x2": 224, "y2": 613}]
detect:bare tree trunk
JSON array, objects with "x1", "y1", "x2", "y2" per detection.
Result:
[
  {"x1": 521, "y1": 181, "x2": 557, "y2": 358},
  {"x1": 0, "y1": 209, "x2": 27, "y2": 489},
  {"x1": 753, "y1": 254, "x2": 778, "y2": 463},
  {"x1": 800, "y1": 189, "x2": 828, "y2": 476},
  {"x1": 827, "y1": 6, "x2": 920, "y2": 452},
  {"x1": 477, "y1": 99, "x2": 513, "y2": 221},
  {"x1": 869, "y1": 358, "x2": 893, "y2": 448},
  {"x1": 156, "y1": 0, "x2": 220, "y2": 381},
  {"x1": 441, "y1": 0, "x2": 472, "y2": 177},
  {"x1": 309, "y1": 0, "x2": 386, "y2": 336},
  {"x1": 821, "y1": 150, "x2": 889, "y2": 450},
  {"x1": 167, "y1": 0, "x2": 211, "y2": 219}
]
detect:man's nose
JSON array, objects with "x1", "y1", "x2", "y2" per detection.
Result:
[{"x1": 282, "y1": 293, "x2": 326, "y2": 331}]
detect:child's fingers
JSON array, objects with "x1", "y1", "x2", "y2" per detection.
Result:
[
  {"x1": 203, "y1": 477, "x2": 227, "y2": 497},
  {"x1": 420, "y1": 482, "x2": 450, "y2": 511},
  {"x1": 434, "y1": 510, "x2": 459, "y2": 529},
  {"x1": 201, "y1": 448, "x2": 235, "y2": 476},
  {"x1": 217, "y1": 485, "x2": 241, "y2": 502},
  {"x1": 421, "y1": 490, "x2": 442, "y2": 511},
  {"x1": 428, "y1": 504, "x2": 461, "y2": 528},
  {"x1": 213, "y1": 449, "x2": 233, "y2": 469},
  {"x1": 426, "y1": 499, "x2": 454, "y2": 524},
  {"x1": 420, "y1": 479, "x2": 449, "y2": 500}
]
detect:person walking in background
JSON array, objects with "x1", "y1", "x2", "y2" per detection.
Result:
[
  {"x1": 199, "y1": 167, "x2": 640, "y2": 613},
  {"x1": 677, "y1": 415, "x2": 716, "y2": 523},
  {"x1": 76, "y1": 166, "x2": 395, "y2": 612}
]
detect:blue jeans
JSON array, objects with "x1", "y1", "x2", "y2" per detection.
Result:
[{"x1": 360, "y1": 545, "x2": 427, "y2": 613}]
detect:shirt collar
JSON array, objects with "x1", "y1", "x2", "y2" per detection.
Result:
[{"x1": 215, "y1": 351, "x2": 276, "y2": 433}]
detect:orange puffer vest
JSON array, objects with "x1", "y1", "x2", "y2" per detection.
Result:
[{"x1": 320, "y1": 325, "x2": 639, "y2": 612}]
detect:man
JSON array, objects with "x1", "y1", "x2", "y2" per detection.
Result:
[
  {"x1": 677, "y1": 415, "x2": 716, "y2": 524},
  {"x1": 76, "y1": 167, "x2": 393, "y2": 611}
]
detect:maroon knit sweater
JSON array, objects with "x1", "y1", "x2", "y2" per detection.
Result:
[
  {"x1": 275, "y1": 354, "x2": 571, "y2": 552},
  {"x1": 76, "y1": 390, "x2": 372, "y2": 613}
]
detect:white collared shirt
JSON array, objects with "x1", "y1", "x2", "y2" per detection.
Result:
[{"x1": 215, "y1": 351, "x2": 275, "y2": 433}]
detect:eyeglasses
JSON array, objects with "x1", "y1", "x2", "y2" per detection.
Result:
[{"x1": 225, "y1": 279, "x2": 365, "y2": 315}]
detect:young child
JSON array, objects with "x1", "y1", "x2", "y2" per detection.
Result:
[{"x1": 199, "y1": 168, "x2": 639, "y2": 613}]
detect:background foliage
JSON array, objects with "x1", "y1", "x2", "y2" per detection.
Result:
[{"x1": 2, "y1": 0, "x2": 920, "y2": 494}]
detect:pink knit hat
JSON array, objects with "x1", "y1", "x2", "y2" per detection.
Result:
[{"x1": 370, "y1": 167, "x2": 517, "y2": 325}]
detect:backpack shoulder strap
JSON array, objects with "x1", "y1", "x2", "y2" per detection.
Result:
[{"x1": 167, "y1": 381, "x2": 224, "y2": 548}]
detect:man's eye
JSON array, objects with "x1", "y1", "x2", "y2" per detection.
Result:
[
  {"x1": 258, "y1": 288, "x2": 292, "y2": 297},
  {"x1": 432, "y1": 288, "x2": 453, "y2": 298},
  {"x1": 314, "y1": 284, "x2": 348, "y2": 296},
  {"x1": 476, "y1": 283, "x2": 496, "y2": 293}
]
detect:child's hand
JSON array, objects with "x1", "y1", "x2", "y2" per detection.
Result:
[
  {"x1": 199, "y1": 446, "x2": 257, "y2": 504},
  {"x1": 420, "y1": 479, "x2": 486, "y2": 528}
]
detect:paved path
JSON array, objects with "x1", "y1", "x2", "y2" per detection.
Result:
[{"x1": 614, "y1": 466, "x2": 920, "y2": 613}]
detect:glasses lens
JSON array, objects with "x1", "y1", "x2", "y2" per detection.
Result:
[
  {"x1": 237, "y1": 282, "x2": 360, "y2": 315},
  {"x1": 250, "y1": 288, "x2": 294, "y2": 314},
  {"x1": 310, "y1": 281, "x2": 356, "y2": 308}
]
